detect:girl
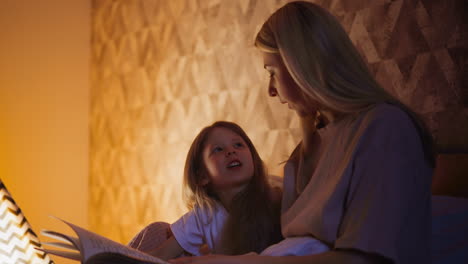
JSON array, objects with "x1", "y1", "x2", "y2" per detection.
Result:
[
  {"x1": 147, "y1": 121, "x2": 283, "y2": 260},
  {"x1": 171, "y1": 1, "x2": 434, "y2": 264}
]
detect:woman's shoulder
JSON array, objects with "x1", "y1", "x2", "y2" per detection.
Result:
[
  {"x1": 368, "y1": 103, "x2": 413, "y2": 124},
  {"x1": 317, "y1": 103, "x2": 411, "y2": 138},
  {"x1": 348, "y1": 103, "x2": 417, "y2": 137},
  {"x1": 358, "y1": 103, "x2": 422, "y2": 146}
]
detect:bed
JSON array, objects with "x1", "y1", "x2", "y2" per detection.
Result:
[
  {"x1": 430, "y1": 154, "x2": 468, "y2": 263},
  {"x1": 129, "y1": 154, "x2": 468, "y2": 263}
]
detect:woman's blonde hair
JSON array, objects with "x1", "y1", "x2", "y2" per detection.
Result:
[
  {"x1": 255, "y1": 1, "x2": 434, "y2": 166},
  {"x1": 183, "y1": 121, "x2": 282, "y2": 254}
]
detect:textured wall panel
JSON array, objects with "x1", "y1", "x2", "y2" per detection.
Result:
[{"x1": 90, "y1": 0, "x2": 467, "y2": 243}]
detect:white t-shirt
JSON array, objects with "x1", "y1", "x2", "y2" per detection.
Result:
[
  {"x1": 171, "y1": 201, "x2": 330, "y2": 257},
  {"x1": 171, "y1": 203, "x2": 227, "y2": 256}
]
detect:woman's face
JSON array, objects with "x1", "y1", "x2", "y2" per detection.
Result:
[{"x1": 262, "y1": 52, "x2": 316, "y2": 116}]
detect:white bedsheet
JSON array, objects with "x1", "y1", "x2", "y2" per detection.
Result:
[{"x1": 260, "y1": 236, "x2": 329, "y2": 256}]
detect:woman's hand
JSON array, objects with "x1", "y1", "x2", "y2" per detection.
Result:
[
  {"x1": 168, "y1": 255, "x2": 236, "y2": 264},
  {"x1": 168, "y1": 253, "x2": 265, "y2": 264}
]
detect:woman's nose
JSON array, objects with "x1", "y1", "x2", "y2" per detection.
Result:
[
  {"x1": 268, "y1": 84, "x2": 277, "y2": 97},
  {"x1": 226, "y1": 149, "x2": 236, "y2": 156}
]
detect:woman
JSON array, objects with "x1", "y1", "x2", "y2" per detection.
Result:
[{"x1": 170, "y1": 1, "x2": 434, "y2": 264}]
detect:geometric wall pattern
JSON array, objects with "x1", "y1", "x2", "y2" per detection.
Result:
[
  {"x1": 90, "y1": 0, "x2": 468, "y2": 243},
  {"x1": 0, "y1": 180, "x2": 53, "y2": 264}
]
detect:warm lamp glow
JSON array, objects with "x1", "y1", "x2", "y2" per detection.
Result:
[{"x1": 0, "y1": 179, "x2": 53, "y2": 264}]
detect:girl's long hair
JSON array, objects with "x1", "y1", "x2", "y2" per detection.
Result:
[
  {"x1": 183, "y1": 121, "x2": 282, "y2": 254},
  {"x1": 255, "y1": 1, "x2": 434, "y2": 166}
]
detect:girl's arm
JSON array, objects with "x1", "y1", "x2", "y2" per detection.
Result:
[
  {"x1": 168, "y1": 249, "x2": 389, "y2": 264},
  {"x1": 147, "y1": 235, "x2": 185, "y2": 261}
]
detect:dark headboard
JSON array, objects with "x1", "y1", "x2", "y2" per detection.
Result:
[{"x1": 431, "y1": 154, "x2": 468, "y2": 198}]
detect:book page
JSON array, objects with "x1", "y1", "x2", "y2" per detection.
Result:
[
  {"x1": 63, "y1": 220, "x2": 170, "y2": 264},
  {"x1": 35, "y1": 248, "x2": 81, "y2": 261},
  {"x1": 41, "y1": 229, "x2": 81, "y2": 250},
  {"x1": 42, "y1": 241, "x2": 78, "y2": 251}
]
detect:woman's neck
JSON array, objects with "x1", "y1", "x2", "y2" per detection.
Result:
[{"x1": 299, "y1": 109, "x2": 337, "y2": 156}]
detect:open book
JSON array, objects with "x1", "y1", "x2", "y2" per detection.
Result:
[{"x1": 38, "y1": 218, "x2": 170, "y2": 264}]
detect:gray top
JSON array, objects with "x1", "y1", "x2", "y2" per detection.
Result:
[{"x1": 281, "y1": 104, "x2": 432, "y2": 263}]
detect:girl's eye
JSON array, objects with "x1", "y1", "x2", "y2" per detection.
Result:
[
  {"x1": 234, "y1": 142, "x2": 244, "y2": 148},
  {"x1": 212, "y1": 146, "x2": 223, "y2": 153}
]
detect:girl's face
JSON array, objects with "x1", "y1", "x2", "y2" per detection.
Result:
[
  {"x1": 202, "y1": 127, "x2": 254, "y2": 192},
  {"x1": 262, "y1": 52, "x2": 318, "y2": 116}
]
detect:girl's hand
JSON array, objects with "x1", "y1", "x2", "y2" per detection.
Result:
[{"x1": 198, "y1": 244, "x2": 211, "y2": 255}]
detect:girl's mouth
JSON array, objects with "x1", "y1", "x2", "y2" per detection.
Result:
[{"x1": 227, "y1": 160, "x2": 242, "y2": 168}]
